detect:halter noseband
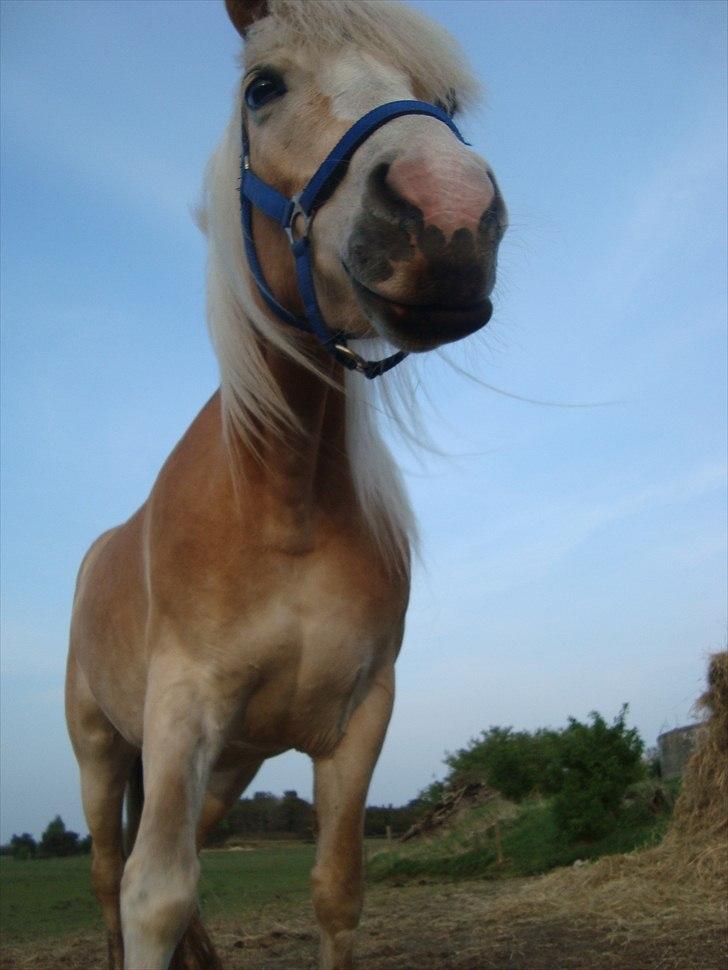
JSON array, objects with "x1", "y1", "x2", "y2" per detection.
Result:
[{"x1": 240, "y1": 100, "x2": 467, "y2": 379}]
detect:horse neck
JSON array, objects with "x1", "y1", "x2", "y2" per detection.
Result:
[{"x1": 238, "y1": 343, "x2": 354, "y2": 544}]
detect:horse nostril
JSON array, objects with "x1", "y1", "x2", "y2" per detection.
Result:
[
  {"x1": 370, "y1": 162, "x2": 391, "y2": 193},
  {"x1": 479, "y1": 190, "x2": 508, "y2": 241},
  {"x1": 368, "y1": 161, "x2": 416, "y2": 218}
]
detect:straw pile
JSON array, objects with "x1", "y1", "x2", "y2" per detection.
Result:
[
  {"x1": 668, "y1": 650, "x2": 728, "y2": 854},
  {"x1": 475, "y1": 651, "x2": 728, "y2": 948}
]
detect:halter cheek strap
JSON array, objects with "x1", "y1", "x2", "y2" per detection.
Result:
[{"x1": 239, "y1": 100, "x2": 467, "y2": 379}]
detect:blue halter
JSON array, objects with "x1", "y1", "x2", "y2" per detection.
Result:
[{"x1": 240, "y1": 100, "x2": 467, "y2": 379}]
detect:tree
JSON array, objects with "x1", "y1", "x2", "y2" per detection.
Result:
[
  {"x1": 10, "y1": 833, "x2": 37, "y2": 859},
  {"x1": 364, "y1": 801, "x2": 420, "y2": 837},
  {"x1": 276, "y1": 791, "x2": 314, "y2": 838},
  {"x1": 39, "y1": 816, "x2": 80, "y2": 858},
  {"x1": 550, "y1": 706, "x2": 645, "y2": 840}
]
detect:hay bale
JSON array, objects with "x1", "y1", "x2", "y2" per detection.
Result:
[
  {"x1": 644, "y1": 649, "x2": 728, "y2": 891},
  {"x1": 668, "y1": 651, "x2": 728, "y2": 849}
]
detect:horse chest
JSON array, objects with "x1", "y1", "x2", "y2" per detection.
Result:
[{"x1": 215, "y1": 553, "x2": 407, "y2": 755}]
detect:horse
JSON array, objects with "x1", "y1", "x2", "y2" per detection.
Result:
[{"x1": 64, "y1": 1, "x2": 507, "y2": 968}]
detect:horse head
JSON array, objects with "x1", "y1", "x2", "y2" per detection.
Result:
[{"x1": 226, "y1": 0, "x2": 507, "y2": 358}]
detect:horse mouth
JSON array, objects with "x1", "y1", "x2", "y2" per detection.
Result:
[{"x1": 346, "y1": 270, "x2": 492, "y2": 352}]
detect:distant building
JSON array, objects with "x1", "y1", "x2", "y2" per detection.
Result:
[{"x1": 657, "y1": 723, "x2": 705, "y2": 779}]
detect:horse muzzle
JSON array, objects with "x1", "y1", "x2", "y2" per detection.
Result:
[
  {"x1": 240, "y1": 99, "x2": 504, "y2": 376},
  {"x1": 344, "y1": 159, "x2": 505, "y2": 351},
  {"x1": 347, "y1": 271, "x2": 493, "y2": 352}
]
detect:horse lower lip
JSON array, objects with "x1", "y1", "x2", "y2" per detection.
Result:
[{"x1": 350, "y1": 276, "x2": 492, "y2": 346}]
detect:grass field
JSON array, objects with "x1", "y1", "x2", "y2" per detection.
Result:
[
  {"x1": 0, "y1": 842, "x2": 318, "y2": 943},
  {"x1": 0, "y1": 793, "x2": 721, "y2": 970},
  {"x1": 0, "y1": 793, "x2": 672, "y2": 944},
  {"x1": 1, "y1": 854, "x2": 101, "y2": 942},
  {"x1": 1, "y1": 837, "x2": 724, "y2": 969}
]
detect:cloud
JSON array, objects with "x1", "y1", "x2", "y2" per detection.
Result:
[{"x1": 592, "y1": 111, "x2": 727, "y2": 319}]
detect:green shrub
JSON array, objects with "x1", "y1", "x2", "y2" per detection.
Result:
[
  {"x1": 441, "y1": 726, "x2": 562, "y2": 801},
  {"x1": 550, "y1": 706, "x2": 645, "y2": 840},
  {"x1": 415, "y1": 708, "x2": 648, "y2": 847}
]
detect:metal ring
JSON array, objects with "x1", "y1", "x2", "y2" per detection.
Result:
[
  {"x1": 285, "y1": 197, "x2": 312, "y2": 245},
  {"x1": 333, "y1": 344, "x2": 368, "y2": 373}
]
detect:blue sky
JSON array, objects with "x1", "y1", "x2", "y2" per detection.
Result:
[{"x1": 1, "y1": 0, "x2": 726, "y2": 842}]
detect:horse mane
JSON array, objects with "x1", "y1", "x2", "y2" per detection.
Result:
[{"x1": 199, "y1": 1, "x2": 481, "y2": 569}]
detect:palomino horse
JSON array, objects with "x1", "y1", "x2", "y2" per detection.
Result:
[{"x1": 65, "y1": 1, "x2": 506, "y2": 968}]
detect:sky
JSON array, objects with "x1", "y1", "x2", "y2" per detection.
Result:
[{"x1": 1, "y1": 0, "x2": 726, "y2": 843}]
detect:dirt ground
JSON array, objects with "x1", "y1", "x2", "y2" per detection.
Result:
[{"x1": 2, "y1": 877, "x2": 725, "y2": 970}]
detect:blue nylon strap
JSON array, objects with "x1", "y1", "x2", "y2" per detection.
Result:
[
  {"x1": 359, "y1": 348, "x2": 408, "y2": 379},
  {"x1": 240, "y1": 189, "x2": 307, "y2": 330},
  {"x1": 291, "y1": 238, "x2": 341, "y2": 349},
  {"x1": 290, "y1": 236, "x2": 409, "y2": 378},
  {"x1": 242, "y1": 170, "x2": 293, "y2": 226},
  {"x1": 298, "y1": 100, "x2": 466, "y2": 216},
  {"x1": 239, "y1": 99, "x2": 467, "y2": 377}
]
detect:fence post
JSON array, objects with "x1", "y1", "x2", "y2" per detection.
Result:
[{"x1": 495, "y1": 820, "x2": 503, "y2": 866}]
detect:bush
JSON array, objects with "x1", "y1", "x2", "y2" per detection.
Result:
[
  {"x1": 417, "y1": 708, "x2": 648, "y2": 846},
  {"x1": 442, "y1": 726, "x2": 562, "y2": 801},
  {"x1": 551, "y1": 706, "x2": 645, "y2": 840}
]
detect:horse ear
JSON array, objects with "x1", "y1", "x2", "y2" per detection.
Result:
[{"x1": 225, "y1": 0, "x2": 269, "y2": 37}]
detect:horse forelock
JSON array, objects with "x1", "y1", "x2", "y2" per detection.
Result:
[{"x1": 246, "y1": 0, "x2": 481, "y2": 116}]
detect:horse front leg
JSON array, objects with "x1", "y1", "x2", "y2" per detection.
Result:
[
  {"x1": 312, "y1": 666, "x2": 395, "y2": 970},
  {"x1": 119, "y1": 663, "x2": 229, "y2": 970},
  {"x1": 66, "y1": 654, "x2": 137, "y2": 970}
]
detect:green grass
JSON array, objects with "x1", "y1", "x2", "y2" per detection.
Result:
[
  {"x1": 0, "y1": 783, "x2": 677, "y2": 943},
  {"x1": 0, "y1": 854, "x2": 101, "y2": 942},
  {"x1": 0, "y1": 842, "x2": 318, "y2": 943},
  {"x1": 198, "y1": 843, "x2": 316, "y2": 920},
  {"x1": 367, "y1": 791, "x2": 674, "y2": 883}
]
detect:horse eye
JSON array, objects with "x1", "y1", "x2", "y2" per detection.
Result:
[{"x1": 245, "y1": 72, "x2": 287, "y2": 111}]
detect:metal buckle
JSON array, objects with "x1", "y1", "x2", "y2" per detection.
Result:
[
  {"x1": 333, "y1": 344, "x2": 368, "y2": 374},
  {"x1": 285, "y1": 195, "x2": 312, "y2": 245}
]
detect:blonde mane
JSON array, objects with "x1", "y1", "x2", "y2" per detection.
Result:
[{"x1": 199, "y1": 0, "x2": 482, "y2": 566}]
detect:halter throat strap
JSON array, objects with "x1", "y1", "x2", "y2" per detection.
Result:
[{"x1": 240, "y1": 100, "x2": 467, "y2": 379}]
